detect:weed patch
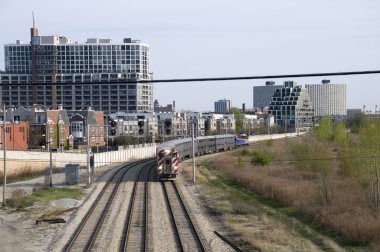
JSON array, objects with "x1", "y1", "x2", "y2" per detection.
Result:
[{"x1": 10, "y1": 187, "x2": 82, "y2": 211}]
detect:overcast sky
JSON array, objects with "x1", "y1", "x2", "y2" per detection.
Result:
[{"x1": 1, "y1": 0, "x2": 379, "y2": 112}]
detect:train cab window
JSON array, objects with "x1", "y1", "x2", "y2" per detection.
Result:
[{"x1": 165, "y1": 159, "x2": 171, "y2": 166}]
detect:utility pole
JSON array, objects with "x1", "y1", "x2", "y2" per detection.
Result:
[
  {"x1": 49, "y1": 129, "x2": 52, "y2": 188},
  {"x1": 87, "y1": 123, "x2": 91, "y2": 185},
  {"x1": 105, "y1": 118, "x2": 108, "y2": 165},
  {"x1": 162, "y1": 123, "x2": 165, "y2": 142},
  {"x1": 192, "y1": 123, "x2": 195, "y2": 183},
  {"x1": 3, "y1": 104, "x2": 7, "y2": 206},
  {"x1": 96, "y1": 126, "x2": 99, "y2": 154}
]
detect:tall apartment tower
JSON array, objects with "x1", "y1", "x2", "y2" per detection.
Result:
[
  {"x1": 214, "y1": 99, "x2": 231, "y2": 113},
  {"x1": 253, "y1": 81, "x2": 283, "y2": 109},
  {"x1": 305, "y1": 80, "x2": 347, "y2": 117},
  {"x1": 0, "y1": 22, "x2": 153, "y2": 114},
  {"x1": 268, "y1": 81, "x2": 313, "y2": 128}
]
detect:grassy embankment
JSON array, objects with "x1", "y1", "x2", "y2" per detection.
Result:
[
  {"x1": 182, "y1": 134, "x2": 375, "y2": 251},
  {"x1": 6, "y1": 187, "x2": 82, "y2": 211}
]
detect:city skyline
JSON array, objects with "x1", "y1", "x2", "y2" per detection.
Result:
[{"x1": 0, "y1": 0, "x2": 379, "y2": 112}]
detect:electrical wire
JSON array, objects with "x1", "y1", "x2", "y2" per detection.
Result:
[{"x1": 2, "y1": 70, "x2": 380, "y2": 86}]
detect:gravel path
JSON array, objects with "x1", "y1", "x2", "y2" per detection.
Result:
[{"x1": 175, "y1": 173, "x2": 235, "y2": 252}]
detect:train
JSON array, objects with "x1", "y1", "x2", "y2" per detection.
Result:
[
  {"x1": 156, "y1": 134, "x2": 236, "y2": 180},
  {"x1": 235, "y1": 133, "x2": 249, "y2": 146}
]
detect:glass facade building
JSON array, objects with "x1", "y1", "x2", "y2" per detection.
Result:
[
  {"x1": 268, "y1": 81, "x2": 314, "y2": 128},
  {"x1": 1, "y1": 33, "x2": 153, "y2": 113}
]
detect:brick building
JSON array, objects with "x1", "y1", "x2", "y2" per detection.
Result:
[{"x1": 0, "y1": 121, "x2": 29, "y2": 150}]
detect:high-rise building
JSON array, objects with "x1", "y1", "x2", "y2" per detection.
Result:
[
  {"x1": 305, "y1": 80, "x2": 346, "y2": 117},
  {"x1": 253, "y1": 81, "x2": 283, "y2": 109},
  {"x1": 214, "y1": 99, "x2": 231, "y2": 113},
  {"x1": 268, "y1": 81, "x2": 313, "y2": 128},
  {"x1": 0, "y1": 22, "x2": 153, "y2": 113}
]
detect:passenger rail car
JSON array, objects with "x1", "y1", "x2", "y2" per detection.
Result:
[{"x1": 156, "y1": 134, "x2": 235, "y2": 180}]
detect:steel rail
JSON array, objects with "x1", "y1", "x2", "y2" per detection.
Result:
[
  {"x1": 170, "y1": 180, "x2": 207, "y2": 252},
  {"x1": 161, "y1": 181, "x2": 185, "y2": 252},
  {"x1": 64, "y1": 159, "x2": 152, "y2": 252},
  {"x1": 214, "y1": 231, "x2": 244, "y2": 252},
  {"x1": 144, "y1": 165, "x2": 155, "y2": 252},
  {"x1": 121, "y1": 161, "x2": 155, "y2": 252}
]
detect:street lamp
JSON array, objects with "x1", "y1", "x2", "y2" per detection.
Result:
[
  {"x1": 46, "y1": 119, "x2": 54, "y2": 187},
  {"x1": 1, "y1": 103, "x2": 7, "y2": 206}
]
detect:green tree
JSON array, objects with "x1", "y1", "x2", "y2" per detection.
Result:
[
  {"x1": 347, "y1": 113, "x2": 369, "y2": 133},
  {"x1": 314, "y1": 117, "x2": 334, "y2": 141},
  {"x1": 236, "y1": 155, "x2": 245, "y2": 169},
  {"x1": 230, "y1": 107, "x2": 245, "y2": 134},
  {"x1": 333, "y1": 122, "x2": 347, "y2": 146},
  {"x1": 113, "y1": 136, "x2": 139, "y2": 146},
  {"x1": 288, "y1": 139, "x2": 333, "y2": 207},
  {"x1": 338, "y1": 119, "x2": 380, "y2": 216},
  {"x1": 309, "y1": 141, "x2": 333, "y2": 207},
  {"x1": 250, "y1": 151, "x2": 271, "y2": 166}
]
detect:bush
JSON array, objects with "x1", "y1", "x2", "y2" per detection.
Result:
[
  {"x1": 240, "y1": 148, "x2": 252, "y2": 156},
  {"x1": 288, "y1": 141, "x2": 310, "y2": 170},
  {"x1": 263, "y1": 139, "x2": 273, "y2": 148},
  {"x1": 251, "y1": 151, "x2": 271, "y2": 166},
  {"x1": 236, "y1": 155, "x2": 245, "y2": 169},
  {"x1": 7, "y1": 189, "x2": 27, "y2": 208}
]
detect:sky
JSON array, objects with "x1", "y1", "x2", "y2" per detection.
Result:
[{"x1": 0, "y1": 0, "x2": 379, "y2": 112}]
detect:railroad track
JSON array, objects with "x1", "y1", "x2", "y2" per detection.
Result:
[
  {"x1": 64, "y1": 159, "x2": 154, "y2": 252},
  {"x1": 121, "y1": 163, "x2": 155, "y2": 252},
  {"x1": 162, "y1": 180, "x2": 206, "y2": 252}
]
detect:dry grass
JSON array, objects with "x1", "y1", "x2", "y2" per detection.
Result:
[
  {"x1": 182, "y1": 154, "x2": 346, "y2": 251},
  {"x1": 214, "y1": 136, "x2": 380, "y2": 246},
  {"x1": 7, "y1": 188, "x2": 27, "y2": 208},
  {"x1": 0, "y1": 165, "x2": 48, "y2": 184}
]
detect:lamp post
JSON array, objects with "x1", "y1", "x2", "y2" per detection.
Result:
[
  {"x1": 2, "y1": 103, "x2": 7, "y2": 206},
  {"x1": 192, "y1": 123, "x2": 195, "y2": 183},
  {"x1": 96, "y1": 125, "x2": 99, "y2": 154},
  {"x1": 46, "y1": 119, "x2": 54, "y2": 187},
  {"x1": 87, "y1": 123, "x2": 91, "y2": 185}
]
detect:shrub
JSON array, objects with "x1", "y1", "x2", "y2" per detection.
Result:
[
  {"x1": 240, "y1": 148, "x2": 252, "y2": 156},
  {"x1": 251, "y1": 151, "x2": 271, "y2": 166},
  {"x1": 236, "y1": 155, "x2": 245, "y2": 169},
  {"x1": 314, "y1": 117, "x2": 334, "y2": 141},
  {"x1": 8, "y1": 189, "x2": 27, "y2": 208},
  {"x1": 287, "y1": 141, "x2": 310, "y2": 170},
  {"x1": 263, "y1": 139, "x2": 273, "y2": 148}
]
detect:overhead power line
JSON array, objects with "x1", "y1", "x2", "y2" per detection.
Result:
[
  {"x1": 138, "y1": 69, "x2": 380, "y2": 83},
  {"x1": 4, "y1": 70, "x2": 380, "y2": 86}
]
